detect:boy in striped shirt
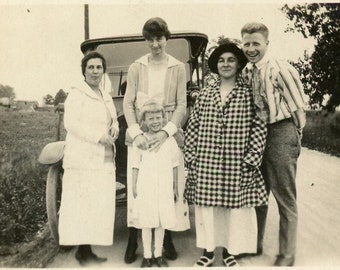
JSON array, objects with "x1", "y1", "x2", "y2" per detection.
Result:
[{"x1": 241, "y1": 22, "x2": 306, "y2": 267}]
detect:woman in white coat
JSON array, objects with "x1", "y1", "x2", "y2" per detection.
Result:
[{"x1": 58, "y1": 51, "x2": 119, "y2": 265}]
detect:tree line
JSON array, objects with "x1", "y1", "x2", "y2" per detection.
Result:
[
  {"x1": 43, "y1": 89, "x2": 68, "y2": 106},
  {"x1": 282, "y1": 3, "x2": 339, "y2": 111},
  {"x1": 0, "y1": 84, "x2": 15, "y2": 99},
  {"x1": 205, "y1": 3, "x2": 339, "y2": 112}
]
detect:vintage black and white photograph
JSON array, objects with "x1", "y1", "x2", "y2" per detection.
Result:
[{"x1": 0, "y1": 0, "x2": 339, "y2": 269}]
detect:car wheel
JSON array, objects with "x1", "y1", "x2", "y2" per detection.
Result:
[{"x1": 46, "y1": 162, "x2": 62, "y2": 244}]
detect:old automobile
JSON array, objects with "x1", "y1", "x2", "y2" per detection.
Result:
[{"x1": 39, "y1": 32, "x2": 208, "y2": 242}]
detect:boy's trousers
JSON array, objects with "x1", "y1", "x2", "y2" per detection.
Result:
[{"x1": 256, "y1": 118, "x2": 301, "y2": 256}]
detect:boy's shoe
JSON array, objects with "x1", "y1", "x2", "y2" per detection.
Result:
[
  {"x1": 141, "y1": 258, "x2": 153, "y2": 268},
  {"x1": 154, "y1": 256, "x2": 168, "y2": 267},
  {"x1": 274, "y1": 254, "x2": 295, "y2": 266}
]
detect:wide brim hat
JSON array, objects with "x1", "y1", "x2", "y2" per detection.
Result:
[{"x1": 208, "y1": 43, "x2": 247, "y2": 74}]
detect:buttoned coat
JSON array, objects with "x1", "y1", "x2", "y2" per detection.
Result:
[
  {"x1": 63, "y1": 81, "x2": 119, "y2": 170},
  {"x1": 123, "y1": 54, "x2": 187, "y2": 131},
  {"x1": 184, "y1": 76, "x2": 268, "y2": 208}
]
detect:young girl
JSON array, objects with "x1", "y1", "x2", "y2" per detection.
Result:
[{"x1": 131, "y1": 100, "x2": 187, "y2": 268}]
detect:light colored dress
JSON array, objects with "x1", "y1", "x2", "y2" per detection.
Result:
[
  {"x1": 195, "y1": 206, "x2": 257, "y2": 254},
  {"x1": 58, "y1": 164, "x2": 116, "y2": 245},
  {"x1": 58, "y1": 81, "x2": 118, "y2": 245},
  {"x1": 129, "y1": 136, "x2": 189, "y2": 231}
]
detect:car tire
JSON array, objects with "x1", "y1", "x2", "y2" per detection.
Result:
[{"x1": 46, "y1": 162, "x2": 62, "y2": 244}]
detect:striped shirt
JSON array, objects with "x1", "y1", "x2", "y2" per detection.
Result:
[{"x1": 242, "y1": 56, "x2": 307, "y2": 124}]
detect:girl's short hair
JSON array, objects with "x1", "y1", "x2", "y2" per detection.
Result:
[
  {"x1": 81, "y1": 51, "x2": 107, "y2": 77},
  {"x1": 241, "y1": 22, "x2": 269, "y2": 39},
  {"x1": 140, "y1": 100, "x2": 165, "y2": 121},
  {"x1": 142, "y1": 17, "x2": 171, "y2": 40}
]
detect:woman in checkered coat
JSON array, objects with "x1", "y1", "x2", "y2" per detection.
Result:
[{"x1": 184, "y1": 43, "x2": 268, "y2": 267}]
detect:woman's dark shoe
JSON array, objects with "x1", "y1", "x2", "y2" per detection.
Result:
[
  {"x1": 59, "y1": 245, "x2": 75, "y2": 253},
  {"x1": 124, "y1": 241, "x2": 138, "y2": 264},
  {"x1": 75, "y1": 250, "x2": 107, "y2": 266},
  {"x1": 163, "y1": 230, "x2": 177, "y2": 260},
  {"x1": 234, "y1": 246, "x2": 263, "y2": 259},
  {"x1": 141, "y1": 257, "x2": 153, "y2": 268},
  {"x1": 154, "y1": 256, "x2": 168, "y2": 267},
  {"x1": 125, "y1": 227, "x2": 139, "y2": 264}
]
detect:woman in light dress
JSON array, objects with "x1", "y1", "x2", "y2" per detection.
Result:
[{"x1": 58, "y1": 51, "x2": 119, "y2": 265}]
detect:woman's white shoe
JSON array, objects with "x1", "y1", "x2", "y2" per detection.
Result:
[
  {"x1": 222, "y1": 255, "x2": 239, "y2": 267},
  {"x1": 194, "y1": 255, "x2": 215, "y2": 267}
]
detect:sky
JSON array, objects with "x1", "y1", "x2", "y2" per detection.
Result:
[{"x1": 0, "y1": 0, "x2": 318, "y2": 104}]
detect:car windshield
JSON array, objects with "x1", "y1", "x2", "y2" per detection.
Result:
[{"x1": 96, "y1": 38, "x2": 191, "y2": 98}]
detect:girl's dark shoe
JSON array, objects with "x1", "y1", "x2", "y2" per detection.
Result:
[
  {"x1": 154, "y1": 256, "x2": 168, "y2": 267},
  {"x1": 141, "y1": 258, "x2": 153, "y2": 268}
]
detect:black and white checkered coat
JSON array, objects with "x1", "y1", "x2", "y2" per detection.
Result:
[{"x1": 184, "y1": 75, "x2": 268, "y2": 208}]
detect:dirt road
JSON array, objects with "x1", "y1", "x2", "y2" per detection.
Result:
[{"x1": 47, "y1": 147, "x2": 340, "y2": 268}]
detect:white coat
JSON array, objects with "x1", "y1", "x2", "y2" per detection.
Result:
[
  {"x1": 59, "y1": 80, "x2": 119, "y2": 245},
  {"x1": 63, "y1": 80, "x2": 119, "y2": 170}
]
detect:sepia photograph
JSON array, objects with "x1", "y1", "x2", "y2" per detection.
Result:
[{"x1": 0, "y1": 0, "x2": 339, "y2": 269}]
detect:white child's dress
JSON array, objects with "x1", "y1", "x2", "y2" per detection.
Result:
[{"x1": 130, "y1": 136, "x2": 189, "y2": 230}]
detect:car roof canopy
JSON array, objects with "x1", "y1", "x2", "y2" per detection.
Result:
[
  {"x1": 80, "y1": 32, "x2": 208, "y2": 59},
  {"x1": 80, "y1": 32, "x2": 208, "y2": 102}
]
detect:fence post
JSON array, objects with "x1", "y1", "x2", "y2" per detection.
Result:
[{"x1": 55, "y1": 103, "x2": 65, "y2": 141}]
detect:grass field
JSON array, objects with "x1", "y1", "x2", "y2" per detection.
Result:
[
  {"x1": 0, "y1": 109, "x2": 65, "y2": 245},
  {"x1": 0, "y1": 108, "x2": 339, "y2": 247},
  {"x1": 302, "y1": 110, "x2": 340, "y2": 157}
]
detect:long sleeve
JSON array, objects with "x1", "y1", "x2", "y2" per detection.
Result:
[
  {"x1": 243, "y1": 93, "x2": 267, "y2": 168},
  {"x1": 123, "y1": 63, "x2": 143, "y2": 139},
  {"x1": 169, "y1": 64, "x2": 187, "y2": 128},
  {"x1": 275, "y1": 60, "x2": 307, "y2": 113},
  {"x1": 64, "y1": 89, "x2": 103, "y2": 143},
  {"x1": 184, "y1": 91, "x2": 201, "y2": 166}
]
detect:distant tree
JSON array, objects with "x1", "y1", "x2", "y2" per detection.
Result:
[
  {"x1": 43, "y1": 94, "x2": 54, "y2": 105},
  {"x1": 53, "y1": 89, "x2": 67, "y2": 106},
  {"x1": 0, "y1": 84, "x2": 16, "y2": 99},
  {"x1": 282, "y1": 3, "x2": 340, "y2": 111}
]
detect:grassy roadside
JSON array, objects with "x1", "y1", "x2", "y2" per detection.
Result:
[
  {"x1": 302, "y1": 110, "x2": 340, "y2": 157},
  {"x1": 0, "y1": 109, "x2": 65, "y2": 246}
]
